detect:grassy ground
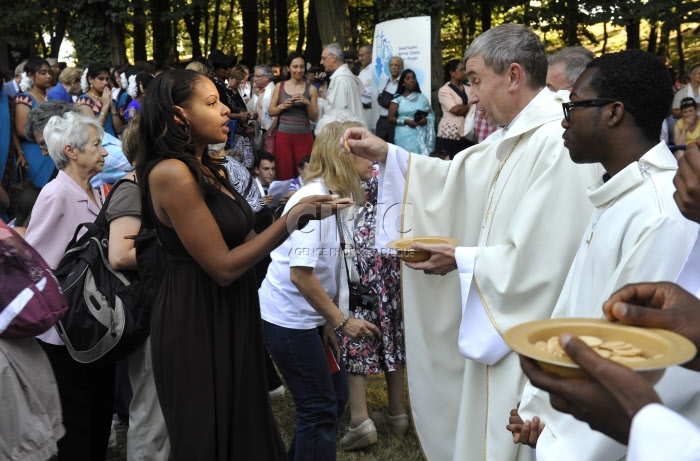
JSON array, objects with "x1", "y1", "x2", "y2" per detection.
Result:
[{"x1": 106, "y1": 373, "x2": 424, "y2": 461}]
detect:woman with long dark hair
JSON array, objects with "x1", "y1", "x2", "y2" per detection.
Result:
[
  {"x1": 267, "y1": 52, "x2": 319, "y2": 180},
  {"x1": 133, "y1": 69, "x2": 350, "y2": 461}
]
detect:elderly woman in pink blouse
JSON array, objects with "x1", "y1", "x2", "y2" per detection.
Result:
[
  {"x1": 25, "y1": 111, "x2": 113, "y2": 461},
  {"x1": 436, "y1": 59, "x2": 475, "y2": 158}
]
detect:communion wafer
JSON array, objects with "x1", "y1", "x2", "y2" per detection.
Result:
[
  {"x1": 579, "y1": 335, "x2": 603, "y2": 347},
  {"x1": 611, "y1": 346, "x2": 643, "y2": 356},
  {"x1": 600, "y1": 341, "x2": 628, "y2": 350},
  {"x1": 547, "y1": 336, "x2": 566, "y2": 357},
  {"x1": 538, "y1": 335, "x2": 647, "y2": 363}
]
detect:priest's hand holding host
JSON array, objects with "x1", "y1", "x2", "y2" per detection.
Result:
[
  {"x1": 341, "y1": 126, "x2": 389, "y2": 163},
  {"x1": 341, "y1": 126, "x2": 461, "y2": 276}
]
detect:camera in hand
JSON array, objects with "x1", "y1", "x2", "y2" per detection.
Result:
[{"x1": 348, "y1": 281, "x2": 379, "y2": 313}]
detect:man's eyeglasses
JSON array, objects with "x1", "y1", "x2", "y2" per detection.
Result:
[
  {"x1": 562, "y1": 98, "x2": 637, "y2": 122},
  {"x1": 320, "y1": 55, "x2": 330, "y2": 62}
]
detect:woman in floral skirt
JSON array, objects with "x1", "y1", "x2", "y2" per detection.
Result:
[{"x1": 339, "y1": 165, "x2": 409, "y2": 451}]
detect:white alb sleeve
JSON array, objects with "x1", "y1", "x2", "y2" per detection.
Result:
[{"x1": 455, "y1": 246, "x2": 512, "y2": 365}]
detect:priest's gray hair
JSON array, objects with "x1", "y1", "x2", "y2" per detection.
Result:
[
  {"x1": 464, "y1": 24, "x2": 547, "y2": 90},
  {"x1": 314, "y1": 109, "x2": 365, "y2": 136},
  {"x1": 548, "y1": 46, "x2": 595, "y2": 88},
  {"x1": 324, "y1": 43, "x2": 344, "y2": 61},
  {"x1": 43, "y1": 112, "x2": 104, "y2": 170}
]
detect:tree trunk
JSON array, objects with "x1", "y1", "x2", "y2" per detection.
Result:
[
  {"x1": 647, "y1": 20, "x2": 658, "y2": 55},
  {"x1": 211, "y1": 0, "x2": 222, "y2": 52},
  {"x1": 676, "y1": 23, "x2": 685, "y2": 75},
  {"x1": 222, "y1": 0, "x2": 236, "y2": 48},
  {"x1": 240, "y1": 0, "x2": 258, "y2": 65},
  {"x1": 276, "y1": 0, "x2": 288, "y2": 64},
  {"x1": 306, "y1": 0, "x2": 321, "y2": 63},
  {"x1": 269, "y1": 0, "x2": 277, "y2": 65},
  {"x1": 49, "y1": 10, "x2": 68, "y2": 58},
  {"x1": 626, "y1": 18, "x2": 641, "y2": 49},
  {"x1": 563, "y1": 0, "x2": 580, "y2": 46},
  {"x1": 133, "y1": 1, "x2": 147, "y2": 62},
  {"x1": 602, "y1": 22, "x2": 608, "y2": 54},
  {"x1": 315, "y1": 0, "x2": 348, "y2": 46},
  {"x1": 480, "y1": 0, "x2": 491, "y2": 32},
  {"x1": 108, "y1": 21, "x2": 127, "y2": 66},
  {"x1": 151, "y1": 0, "x2": 173, "y2": 65},
  {"x1": 430, "y1": 11, "x2": 442, "y2": 116},
  {"x1": 184, "y1": 14, "x2": 203, "y2": 58},
  {"x1": 0, "y1": 36, "x2": 8, "y2": 75},
  {"x1": 457, "y1": 5, "x2": 468, "y2": 56},
  {"x1": 203, "y1": 7, "x2": 210, "y2": 54},
  {"x1": 659, "y1": 20, "x2": 672, "y2": 58},
  {"x1": 296, "y1": 0, "x2": 305, "y2": 53}
]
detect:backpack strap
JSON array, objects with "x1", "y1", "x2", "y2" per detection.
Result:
[
  {"x1": 62, "y1": 178, "x2": 137, "y2": 255},
  {"x1": 93, "y1": 178, "x2": 137, "y2": 230}
]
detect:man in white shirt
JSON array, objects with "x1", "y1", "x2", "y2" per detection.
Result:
[
  {"x1": 340, "y1": 24, "x2": 597, "y2": 461},
  {"x1": 672, "y1": 64, "x2": 700, "y2": 118},
  {"x1": 322, "y1": 43, "x2": 365, "y2": 122},
  {"x1": 254, "y1": 65, "x2": 276, "y2": 139},
  {"x1": 513, "y1": 49, "x2": 699, "y2": 461},
  {"x1": 375, "y1": 56, "x2": 403, "y2": 143},
  {"x1": 357, "y1": 44, "x2": 377, "y2": 131}
]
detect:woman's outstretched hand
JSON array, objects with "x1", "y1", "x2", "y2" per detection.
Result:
[{"x1": 286, "y1": 195, "x2": 354, "y2": 231}]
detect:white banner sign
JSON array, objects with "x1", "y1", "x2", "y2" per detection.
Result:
[{"x1": 372, "y1": 16, "x2": 431, "y2": 98}]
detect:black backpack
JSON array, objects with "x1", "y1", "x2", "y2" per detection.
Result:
[{"x1": 54, "y1": 179, "x2": 152, "y2": 364}]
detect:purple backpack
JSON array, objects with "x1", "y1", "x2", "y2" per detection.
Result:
[{"x1": 0, "y1": 222, "x2": 68, "y2": 338}]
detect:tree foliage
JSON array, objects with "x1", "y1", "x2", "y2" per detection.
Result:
[{"x1": 2, "y1": 0, "x2": 700, "y2": 77}]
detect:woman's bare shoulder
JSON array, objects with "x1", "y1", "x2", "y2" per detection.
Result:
[{"x1": 149, "y1": 159, "x2": 197, "y2": 189}]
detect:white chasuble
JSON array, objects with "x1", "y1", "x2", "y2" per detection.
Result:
[
  {"x1": 378, "y1": 89, "x2": 598, "y2": 461},
  {"x1": 519, "y1": 143, "x2": 700, "y2": 461}
]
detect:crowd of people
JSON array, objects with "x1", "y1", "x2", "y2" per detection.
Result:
[{"x1": 2, "y1": 22, "x2": 700, "y2": 461}]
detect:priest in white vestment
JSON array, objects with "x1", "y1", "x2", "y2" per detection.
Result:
[
  {"x1": 514, "y1": 50, "x2": 700, "y2": 461},
  {"x1": 341, "y1": 24, "x2": 599, "y2": 461}
]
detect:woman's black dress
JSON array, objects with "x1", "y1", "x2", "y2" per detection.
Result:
[{"x1": 150, "y1": 177, "x2": 286, "y2": 460}]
